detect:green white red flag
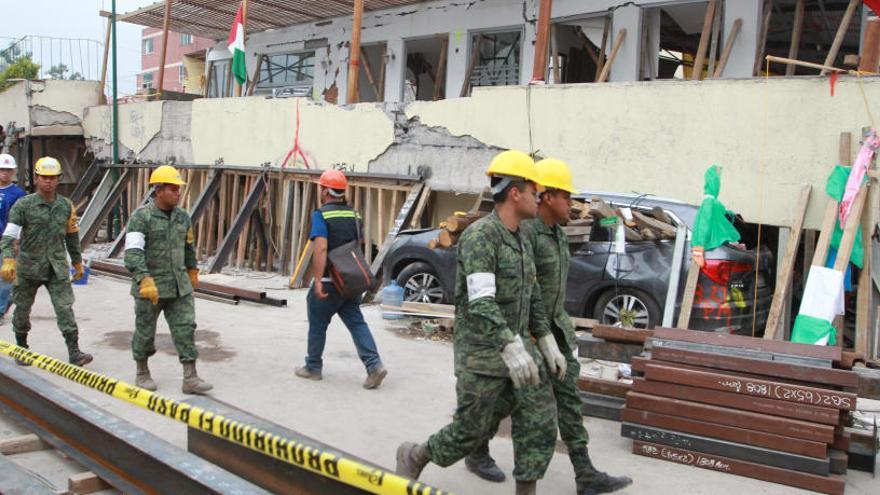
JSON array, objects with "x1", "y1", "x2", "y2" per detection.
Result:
[{"x1": 227, "y1": 3, "x2": 247, "y2": 86}]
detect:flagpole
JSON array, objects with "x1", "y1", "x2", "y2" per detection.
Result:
[
  {"x1": 347, "y1": 0, "x2": 364, "y2": 104},
  {"x1": 236, "y1": 0, "x2": 248, "y2": 97}
]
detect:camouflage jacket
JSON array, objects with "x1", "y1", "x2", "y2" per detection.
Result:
[
  {"x1": 0, "y1": 193, "x2": 82, "y2": 281},
  {"x1": 453, "y1": 210, "x2": 551, "y2": 377},
  {"x1": 124, "y1": 203, "x2": 197, "y2": 299},
  {"x1": 523, "y1": 218, "x2": 576, "y2": 351}
]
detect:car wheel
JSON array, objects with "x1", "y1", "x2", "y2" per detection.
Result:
[
  {"x1": 593, "y1": 288, "x2": 660, "y2": 329},
  {"x1": 397, "y1": 262, "x2": 445, "y2": 304}
]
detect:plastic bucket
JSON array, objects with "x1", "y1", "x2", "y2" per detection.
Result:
[{"x1": 71, "y1": 266, "x2": 90, "y2": 285}]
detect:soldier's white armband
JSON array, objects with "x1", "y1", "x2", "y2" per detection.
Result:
[
  {"x1": 2, "y1": 223, "x2": 21, "y2": 240},
  {"x1": 125, "y1": 232, "x2": 146, "y2": 250},
  {"x1": 467, "y1": 273, "x2": 496, "y2": 302}
]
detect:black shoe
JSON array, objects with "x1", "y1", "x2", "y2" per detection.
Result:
[
  {"x1": 69, "y1": 351, "x2": 93, "y2": 367},
  {"x1": 465, "y1": 453, "x2": 506, "y2": 483},
  {"x1": 577, "y1": 473, "x2": 633, "y2": 495}
]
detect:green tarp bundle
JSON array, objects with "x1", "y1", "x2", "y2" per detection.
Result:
[{"x1": 691, "y1": 165, "x2": 741, "y2": 251}]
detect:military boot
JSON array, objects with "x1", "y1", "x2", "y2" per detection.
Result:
[
  {"x1": 182, "y1": 361, "x2": 213, "y2": 395},
  {"x1": 65, "y1": 334, "x2": 93, "y2": 366},
  {"x1": 135, "y1": 360, "x2": 157, "y2": 391},
  {"x1": 515, "y1": 481, "x2": 537, "y2": 495},
  {"x1": 14, "y1": 333, "x2": 31, "y2": 366},
  {"x1": 465, "y1": 450, "x2": 506, "y2": 482},
  {"x1": 395, "y1": 442, "x2": 430, "y2": 479},
  {"x1": 571, "y1": 448, "x2": 632, "y2": 494}
]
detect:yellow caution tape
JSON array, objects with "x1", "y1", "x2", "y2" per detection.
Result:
[{"x1": 0, "y1": 341, "x2": 451, "y2": 495}]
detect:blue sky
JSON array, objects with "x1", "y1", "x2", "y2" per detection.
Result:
[{"x1": 1, "y1": 0, "x2": 168, "y2": 95}]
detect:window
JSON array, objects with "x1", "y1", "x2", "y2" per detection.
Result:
[
  {"x1": 208, "y1": 60, "x2": 232, "y2": 97},
  {"x1": 143, "y1": 38, "x2": 154, "y2": 55},
  {"x1": 467, "y1": 30, "x2": 522, "y2": 93},
  {"x1": 180, "y1": 33, "x2": 193, "y2": 45},
  {"x1": 255, "y1": 51, "x2": 315, "y2": 96},
  {"x1": 142, "y1": 72, "x2": 154, "y2": 89},
  {"x1": 179, "y1": 65, "x2": 187, "y2": 83}
]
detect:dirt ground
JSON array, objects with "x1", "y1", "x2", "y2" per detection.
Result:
[{"x1": 1, "y1": 269, "x2": 877, "y2": 495}]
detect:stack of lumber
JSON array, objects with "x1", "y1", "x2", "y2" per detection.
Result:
[
  {"x1": 622, "y1": 327, "x2": 856, "y2": 495},
  {"x1": 428, "y1": 212, "x2": 486, "y2": 249},
  {"x1": 587, "y1": 197, "x2": 677, "y2": 242}
]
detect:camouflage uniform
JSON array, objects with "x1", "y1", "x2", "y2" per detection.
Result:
[
  {"x1": 425, "y1": 211, "x2": 558, "y2": 482},
  {"x1": 0, "y1": 194, "x2": 82, "y2": 345},
  {"x1": 124, "y1": 203, "x2": 198, "y2": 362}
]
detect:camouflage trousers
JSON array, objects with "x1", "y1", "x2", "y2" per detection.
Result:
[
  {"x1": 474, "y1": 344, "x2": 592, "y2": 479},
  {"x1": 12, "y1": 274, "x2": 78, "y2": 342},
  {"x1": 132, "y1": 294, "x2": 197, "y2": 362},
  {"x1": 426, "y1": 370, "x2": 557, "y2": 481}
]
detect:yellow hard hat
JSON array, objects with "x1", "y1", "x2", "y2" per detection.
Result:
[
  {"x1": 149, "y1": 165, "x2": 186, "y2": 185},
  {"x1": 536, "y1": 158, "x2": 576, "y2": 194},
  {"x1": 486, "y1": 150, "x2": 544, "y2": 191},
  {"x1": 34, "y1": 157, "x2": 62, "y2": 176}
]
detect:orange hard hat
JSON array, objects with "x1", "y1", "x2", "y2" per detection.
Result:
[{"x1": 319, "y1": 169, "x2": 348, "y2": 190}]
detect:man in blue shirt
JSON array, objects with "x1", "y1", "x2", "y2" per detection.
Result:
[
  {"x1": 0, "y1": 154, "x2": 26, "y2": 321},
  {"x1": 295, "y1": 169, "x2": 387, "y2": 389}
]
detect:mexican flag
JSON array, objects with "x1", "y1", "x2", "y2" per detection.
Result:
[{"x1": 227, "y1": 3, "x2": 247, "y2": 86}]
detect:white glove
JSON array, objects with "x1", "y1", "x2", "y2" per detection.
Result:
[
  {"x1": 500, "y1": 336, "x2": 540, "y2": 388},
  {"x1": 537, "y1": 334, "x2": 568, "y2": 381}
]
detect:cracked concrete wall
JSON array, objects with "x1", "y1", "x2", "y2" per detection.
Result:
[
  {"x1": 0, "y1": 80, "x2": 101, "y2": 136},
  {"x1": 83, "y1": 101, "x2": 195, "y2": 163}
]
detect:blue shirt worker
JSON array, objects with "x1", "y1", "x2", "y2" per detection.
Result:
[
  {"x1": 0, "y1": 154, "x2": 26, "y2": 319},
  {"x1": 295, "y1": 169, "x2": 387, "y2": 389}
]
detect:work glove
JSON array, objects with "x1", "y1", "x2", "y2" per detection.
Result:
[
  {"x1": 72, "y1": 262, "x2": 84, "y2": 282},
  {"x1": 139, "y1": 276, "x2": 159, "y2": 305},
  {"x1": 187, "y1": 268, "x2": 199, "y2": 289},
  {"x1": 0, "y1": 258, "x2": 16, "y2": 283},
  {"x1": 500, "y1": 336, "x2": 541, "y2": 389},
  {"x1": 537, "y1": 334, "x2": 568, "y2": 381}
]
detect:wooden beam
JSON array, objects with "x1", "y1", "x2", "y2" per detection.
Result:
[
  {"x1": 432, "y1": 38, "x2": 448, "y2": 101},
  {"x1": 691, "y1": 0, "x2": 717, "y2": 80},
  {"x1": 409, "y1": 185, "x2": 431, "y2": 228},
  {"x1": 594, "y1": 16, "x2": 611, "y2": 82},
  {"x1": 786, "y1": 0, "x2": 805, "y2": 76},
  {"x1": 68, "y1": 472, "x2": 112, "y2": 495},
  {"x1": 753, "y1": 0, "x2": 773, "y2": 76},
  {"x1": 676, "y1": 260, "x2": 701, "y2": 329},
  {"x1": 597, "y1": 29, "x2": 626, "y2": 83},
  {"x1": 764, "y1": 185, "x2": 811, "y2": 340},
  {"x1": 860, "y1": 17, "x2": 880, "y2": 73},
  {"x1": 550, "y1": 23, "x2": 560, "y2": 83},
  {"x1": 0, "y1": 434, "x2": 50, "y2": 455},
  {"x1": 460, "y1": 34, "x2": 484, "y2": 97},
  {"x1": 706, "y1": 0, "x2": 722, "y2": 77},
  {"x1": 531, "y1": 0, "x2": 553, "y2": 82},
  {"x1": 98, "y1": 12, "x2": 113, "y2": 101},
  {"x1": 246, "y1": 54, "x2": 265, "y2": 96},
  {"x1": 347, "y1": 0, "x2": 364, "y2": 104},
  {"x1": 208, "y1": 176, "x2": 266, "y2": 273},
  {"x1": 156, "y1": 0, "x2": 174, "y2": 97},
  {"x1": 713, "y1": 18, "x2": 742, "y2": 78},
  {"x1": 360, "y1": 47, "x2": 380, "y2": 100},
  {"x1": 821, "y1": 0, "x2": 860, "y2": 75}
]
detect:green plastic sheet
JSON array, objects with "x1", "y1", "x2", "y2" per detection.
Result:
[{"x1": 691, "y1": 165, "x2": 741, "y2": 251}]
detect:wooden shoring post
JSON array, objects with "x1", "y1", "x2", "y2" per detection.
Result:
[
  {"x1": 197, "y1": 173, "x2": 209, "y2": 257},
  {"x1": 378, "y1": 43, "x2": 387, "y2": 100},
  {"x1": 156, "y1": 0, "x2": 174, "y2": 98},
  {"x1": 764, "y1": 185, "x2": 812, "y2": 340},
  {"x1": 594, "y1": 16, "x2": 612, "y2": 82},
  {"x1": 550, "y1": 23, "x2": 560, "y2": 83},
  {"x1": 108, "y1": 185, "x2": 155, "y2": 258},
  {"x1": 360, "y1": 47, "x2": 380, "y2": 101},
  {"x1": 691, "y1": 0, "x2": 718, "y2": 80},
  {"x1": 225, "y1": 61, "x2": 233, "y2": 97},
  {"x1": 597, "y1": 29, "x2": 626, "y2": 83},
  {"x1": 786, "y1": 0, "x2": 805, "y2": 76},
  {"x1": 347, "y1": 0, "x2": 365, "y2": 104},
  {"x1": 576, "y1": 29, "x2": 601, "y2": 67},
  {"x1": 460, "y1": 34, "x2": 484, "y2": 97},
  {"x1": 369, "y1": 183, "x2": 425, "y2": 276},
  {"x1": 713, "y1": 18, "x2": 741, "y2": 78},
  {"x1": 377, "y1": 188, "x2": 385, "y2": 250},
  {"x1": 208, "y1": 175, "x2": 266, "y2": 273},
  {"x1": 98, "y1": 11, "x2": 112, "y2": 101},
  {"x1": 409, "y1": 185, "x2": 431, "y2": 228},
  {"x1": 707, "y1": 0, "x2": 723, "y2": 77},
  {"x1": 80, "y1": 169, "x2": 133, "y2": 249},
  {"x1": 532, "y1": 0, "x2": 553, "y2": 83},
  {"x1": 246, "y1": 54, "x2": 265, "y2": 96},
  {"x1": 364, "y1": 187, "x2": 374, "y2": 263},
  {"x1": 69, "y1": 159, "x2": 103, "y2": 207},
  {"x1": 289, "y1": 180, "x2": 302, "y2": 273},
  {"x1": 856, "y1": 181, "x2": 875, "y2": 357},
  {"x1": 753, "y1": 0, "x2": 773, "y2": 76},
  {"x1": 189, "y1": 169, "x2": 224, "y2": 224},
  {"x1": 432, "y1": 36, "x2": 448, "y2": 101},
  {"x1": 203, "y1": 56, "x2": 214, "y2": 98},
  {"x1": 279, "y1": 180, "x2": 296, "y2": 275},
  {"x1": 813, "y1": 132, "x2": 853, "y2": 268},
  {"x1": 676, "y1": 261, "x2": 701, "y2": 329},
  {"x1": 821, "y1": 0, "x2": 860, "y2": 75},
  {"x1": 205, "y1": 192, "x2": 217, "y2": 259},
  {"x1": 235, "y1": 176, "x2": 253, "y2": 268},
  {"x1": 297, "y1": 182, "x2": 314, "y2": 259}
]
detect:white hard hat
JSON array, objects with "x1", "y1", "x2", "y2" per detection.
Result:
[{"x1": 0, "y1": 154, "x2": 16, "y2": 170}]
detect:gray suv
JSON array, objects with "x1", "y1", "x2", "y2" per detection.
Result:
[{"x1": 382, "y1": 192, "x2": 774, "y2": 334}]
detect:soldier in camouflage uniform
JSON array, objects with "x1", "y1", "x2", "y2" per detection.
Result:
[
  {"x1": 0, "y1": 157, "x2": 92, "y2": 365},
  {"x1": 396, "y1": 151, "x2": 569, "y2": 495},
  {"x1": 124, "y1": 165, "x2": 212, "y2": 395},
  {"x1": 467, "y1": 158, "x2": 633, "y2": 495}
]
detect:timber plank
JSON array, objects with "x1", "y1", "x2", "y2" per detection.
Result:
[
  {"x1": 650, "y1": 347, "x2": 858, "y2": 388},
  {"x1": 622, "y1": 408, "x2": 828, "y2": 458},
  {"x1": 631, "y1": 441, "x2": 844, "y2": 495},
  {"x1": 652, "y1": 327, "x2": 841, "y2": 361},
  {"x1": 631, "y1": 378, "x2": 840, "y2": 426},
  {"x1": 577, "y1": 377, "x2": 631, "y2": 398},
  {"x1": 592, "y1": 325, "x2": 653, "y2": 344},
  {"x1": 632, "y1": 356, "x2": 830, "y2": 388},
  {"x1": 578, "y1": 336, "x2": 644, "y2": 363},
  {"x1": 625, "y1": 392, "x2": 834, "y2": 443},
  {"x1": 644, "y1": 363, "x2": 857, "y2": 411}
]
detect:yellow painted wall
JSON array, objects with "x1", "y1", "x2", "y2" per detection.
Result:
[
  {"x1": 189, "y1": 97, "x2": 394, "y2": 170},
  {"x1": 408, "y1": 76, "x2": 880, "y2": 230},
  {"x1": 182, "y1": 56, "x2": 206, "y2": 95}
]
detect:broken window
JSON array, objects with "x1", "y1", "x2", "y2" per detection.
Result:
[
  {"x1": 403, "y1": 36, "x2": 449, "y2": 102},
  {"x1": 255, "y1": 51, "x2": 315, "y2": 97},
  {"x1": 208, "y1": 59, "x2": 233, "y2": 98},
  {"x1": 467, "y1": 30, "x2": 522, "y2": 93},
  {"x1": 358, "y1": 43, "x2": 387, "y2": 103}
]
